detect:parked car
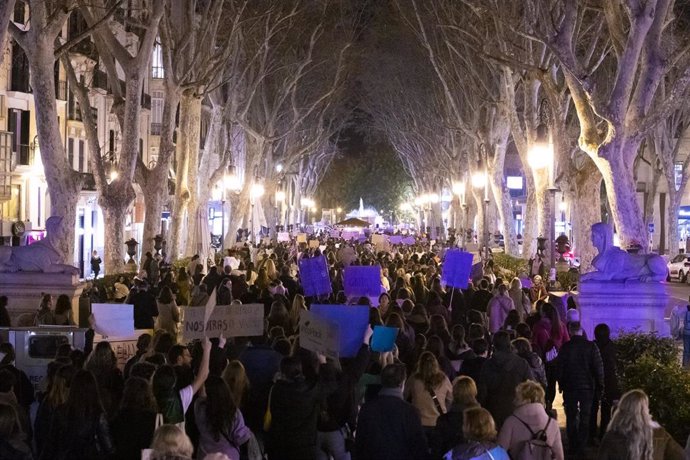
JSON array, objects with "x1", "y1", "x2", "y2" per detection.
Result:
[{"x1": 667, "y1": 254, "x2": 690, "y2": 282}]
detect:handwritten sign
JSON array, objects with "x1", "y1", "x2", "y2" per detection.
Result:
[
  {"x1": 297, "y1": 233, "x2": 308, "y2": 243},
  {"x1": 371, "y1": 326, "x2": 399, "y2": 352},
  {"x1": 183, "y1": 303, "x2": 264, "y2": 340},
  {"x1": 299, "y1": 255, "x2": 333, "y2": 297},
  {"x1": 299, "y1": 310, "x2": 339, "y2": 360},
  {"x1": 94, "y1": 329, "x2": 152, "y2": 370},
  {"x1": 342, "y1": 231, "x2": 358, "y2": 241},
  {"x1": 310, "y1": 304, "x2": 370, "y2": 357},
  {"x1": 442, "y1": 249, "x2": 474, "y2": 289},
  {"x1": 277, "y1": 232, "x2": 290, "y2": 242},
  {"x1": 91, "y1": 303, "x2": 135, "y2": 338},
  {"x1": 344, "y1": 266, "x2": 382, "y2": 298}
]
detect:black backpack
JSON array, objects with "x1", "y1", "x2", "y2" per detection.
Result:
[{"x1": 512, "y1": 414, "x2": 556, "y2": 460}]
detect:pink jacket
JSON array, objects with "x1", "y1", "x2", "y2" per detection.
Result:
[
  {"x1": 488, "y1": 294, "x2": 514, "y2": 333},
  {"x1": 498, "y1": 402, "x2": 564, "y2": 460},
  {"x1": 532, "y1": 318, "x2": 569, "y2": 355}
]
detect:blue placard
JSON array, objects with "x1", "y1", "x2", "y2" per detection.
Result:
[
  {"x1": 343, "y1": 266, "x2": 382, "y2": 298},
  {"x1": 310, "y1": 304, "x2": 370, "y2": 357},
  {"x1": 442, "y1": 249, "x2": 474, "y2": 289},
  {"x1": 299, "y1": 255, "x2": 333, "y2": 297},
  {"x1": 371, "y1": 325, "x2": 399, "y2": 352}
]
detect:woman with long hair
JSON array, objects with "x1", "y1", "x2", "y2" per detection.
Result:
[
  {"x1": 53, "y1": 294, "x2": 75, "y2": 325},
  {"x1": 531, "y1": 302, "x2": 569, "y2": 411},
  {"x1": 110, "y1": 377, "x2": 158, "y2": 460},
  {"x1": 598, "y1": 389, "x2": 684, "y2": 460},
  {"x1": 222, "y1": 361, "x2": 250, "y2": 409},
  {"x1": 0, "y1": 403, "x2": 32, "y2": 460},
  {"x1": 194, "y1": 375, "x2": 251, "y2": 460},
  {"x1": 176, "y1": 267, "x2": 191, "y2": 306},
  {"x1": 443, "y1": 407, "x2": 509, "y2": 460},
  {"x1": 288, "y1": 294, "x2": 307, "y2": 334},
  {"x1": 36, "y1": 294, "x2": 55, "y2": 325},
  {"x1": 508, "y1": 277, "x2": 531, "y2": 320},
  {"x1": 42, "y1": 369, "x2": 113, "y2": 459},
  {"x1": 155, "y1": 286, "x2": 180, "y2": 338},
  {"x1": 85, "y1": 341, "x2": 124, "y2": 418},
  {"x1": 404, "y1": 351, "x2": 453, "y2": 437},
  {"x1": 255, "y1": 267, "x2": 270, "y2": 292},
  {"x1": 34, "y1": 364, "x2": 76, "y2": 455},
  {"x1": 431, "y1": 376, "x2": 480, "y2": 459}
]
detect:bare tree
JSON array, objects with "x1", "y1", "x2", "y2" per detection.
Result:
[{"x1": 0, "y1": 0, "x2": 16, "y2": 67}]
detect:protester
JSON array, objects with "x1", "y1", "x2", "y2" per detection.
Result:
[
  {"x1": 497, "y1": 380, "x2": 564, "y2": 460},
  {"x1": 156, "y1": 286, "x2": 180, "y2": 337},
  {"x1": 34, "y1": 365, "x2": 76, "y2": 455},
  {"x1": 90, "y1": 250, "x2": 102, "y2": 279},
  {"x1": 430, "y1": 376, "x2": 480, "y2": 459},
  {"x1": 442, "y1": 407, "x2": 509, "y2": 460},
  {"x1": 110, "y1": 377, "x2": 158, "y2": 460},
  {"x1": 404, "y1": 351, "x2": 453, "y2": 438},
  {"x1": 487, "y1": 284, "x2": 514, "y2": 334},
  {"x1": 0, "y1": 296, "x2": 12, "y2": 327},
  {"x1": 35, "y1": 294, "x2": 54, "y2": 325},
  {"x1": 597, "y1": 389, "x2": 684, "y2": 459},
  {"x1": 508, "y1": 278, "x2": 531, "y2": 320},
  {"x1": 590, "y1": 323, "x2": 620, "y2": 443},
  {"x1": 85, "y1": 341, "x2": 124, "y2": 418},
  {"x1": 148, "y1": 424, "x2": 195, "y2": 460},
  {"x1": 531, "y1": 302, "x2": 569, "y2": 411},
  {"x1": 0, "y1": 403, "x2": 32, "y2": 460}
]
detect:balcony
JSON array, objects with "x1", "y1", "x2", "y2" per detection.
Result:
[
  {"x1": 141, "y1": 93, "x2": 151, "y2": 110},
  {"x1": 56, "y1": 81, "x2": 67, "y2": 100},
  {"x1": 150, "y1": 123, "x2": 162, "y2": 136}
]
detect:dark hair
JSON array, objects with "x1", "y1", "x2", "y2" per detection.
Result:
[
  {"x1": 594, "y1": 323, "x2": 611, "y2": 342},
  {"x1": 136, "y1": 334, "x2": 152, "y2": 353},
  {"x1": 0, "y1": 343, "x2": 14, "y2": 364},
  {"x1": 69, "y1": 349, "x2": 87, "y2": 368},
  {"x1": 153, "y1": 333, "x2": 175, "y2": 355},
  {"x1": 130, "y1": 362, "x2": 157, "y2": 381},
  {"x1": 86, "y1": 341, "x2": 117, "y2": 375},
  {"x1": 204, "y1": 375, "x2": 238, "y2": 441},
  {"x1": 512, "y1": 337, "x2": 532, "y2": 355},
  {"x1": 381, "y1": 363, "x2": 407, "y2": 388},
  {"x1": 167, "y1": 345, "x2": 188, "y2": 366},
  {"x1": 0, "y1": 369, "x2": 17, "y2": 392},
  {"x1": 144, "y1": 353, "x2": 167, "y2": 367},
  {"x1": 158, "y1": 286, "x2": 174, "y2": 304},
  {"x1": 0, "y1": 403, "x2": 20, "y2": 439},
  {"x1": 471, "y1": 338, "x2": 489, "y2": 355},
  {"x1": 515, "y1": 322, "x2": 532, "y2": 339},
  {"x1": 492, "y1": 331, "x2": 512, "y2": 352},
  {"x1": 64, "y1": 370, "x2": 104, "y2": 423},
  {"x1": 541, "y1": 303, "x2": 563, "y2": 339},
  {"x1": 120, "y1": 377, "x2": 156, "y2": 412},
  {"x1": 55, "y1": 294, "x2": 71, "y2": 316},
  {"x1": 280, "y1": 356, "x2": 303, "y2": 381}
]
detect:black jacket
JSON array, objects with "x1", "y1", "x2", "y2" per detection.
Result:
[
  {"x1": 131, "y1": 290, "x2": 158, "y2": 329},
  {"x1": 470, "y1": 289, "x2": 492, "y2": 313},
  {"x1": 110, "y1": 408, "x2": 156, "y2": 460},
  {"x1": 556, "y1": 335, "x2": 604, "y2": 393},
  {"x1": 595, "y1": 338, "x2": 620, "y2": 401},
  {"x1": 40, "y1": 409, "x2": 113, "y2": 460},
  {"x1": 477, "y1": 351, "x2": 533, "y2": 427},
  {"x1": 430, "y1": 402, "x2": 473, "y2": 459},
  {"x1": 355, "y1": 388, "x2": 429, "y2": 460}
]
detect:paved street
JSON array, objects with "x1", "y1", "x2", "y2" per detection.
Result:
[{"x1": 665, "y1": 279, "x2": 690, "y2": 314}]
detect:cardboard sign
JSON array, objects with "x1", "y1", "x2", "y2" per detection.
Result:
[
  {"x1": 371, "y1": 234, "x2": 386, "y2": 246},
  {"x1": 371, "y1": 326, "x2": 399, "y2": 352},
  {"x1": 277, "y1": 232, "x2": 290, "y2": 242},
  {"x1": 91, "y1": 303, "x2": 135, "y2": 338},
  {"x1": 310, "y1": 304, "x2": 370, "y2": 357},
  {"x1": 344, "y1": 266, "x2": 382, "y2": 298},
  {"x1": 442, "y1": 249, "x2": 474, "y2": 289},
  {"x1": 309, "y1": 239, "x2": 320, "y2": 248},
  {"x1": 299, "y1": 255, "x2": 333, "y2": 297},
  {"x1": 389, "y1": 235, "x2": 403, "y2": 244},
  {"x1": 299, "y1": 310, "x2": 339, "y2": 360},
  {"x1": 342, "y1": 231, "x2": 358, "y2": 241},
  {"x1": 297, "y1": 233, "x2": 308, "y2": 243},
  {"x1": 183, "y1": 303, "x2": 264, "y2": 340}
]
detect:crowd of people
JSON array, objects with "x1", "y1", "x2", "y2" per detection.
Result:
[{"x1": 0, "y1": 238, "x2": 688, "y2": 459}]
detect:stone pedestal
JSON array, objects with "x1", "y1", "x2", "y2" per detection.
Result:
[
  {"x1": 0, "y1": 272, "x2": 87, "y2": 325},
  {"x1": 576, "y1": 281, "x2": 669, "y2": 338}
]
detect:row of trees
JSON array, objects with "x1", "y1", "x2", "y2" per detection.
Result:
[
  {"x1": 358, "y1": 0, "x2": 690, "y2": 268},
  {"x1": 1, "y1": 0, "x2": 357, "y2": 272}
]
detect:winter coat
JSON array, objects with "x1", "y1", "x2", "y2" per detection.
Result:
[
  {"x1": 477, "y1": 351, "x2": 533, "y2": 428},
  {"x1": 508, "y1": 286, "x2": 531, "y2": 320},
  {"x1": 497, "y1": 402, "x2": 564, "y2": 460},
  {"x1": 488, "y1": 295, "x2": 515, "y2": 333},
  {"x1": 556, "y1": 335, "x2": 604, "y2": 393},
  {"x1": 403, "y1": 375, "x2": 453, "y2": 427},
  {"x1": 517, "y1": 351, "x2": 547, "y2": 388},
  {"x1": 595, "y1": 338, "x2": 620, "y2": 401},
  {"x1": 531, "y1": 318, "x2": 569, "y2": 359},
  {"x1": 431, "y1": 402, "x2": 477, "y2": 459},
  {"x1": 598, "y1": 425, "x2": 684, "y2": 460},
  {"x1": 155, "y1": 301, "x2": 180, "y2": 336}
]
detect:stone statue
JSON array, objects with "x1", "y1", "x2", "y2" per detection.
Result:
[
  {"x1": 580, "y1": 222, "x2": 666, "y2": 282},
  {"x1": 0, "y1": 216, "x2": 80, "y2": 275}
]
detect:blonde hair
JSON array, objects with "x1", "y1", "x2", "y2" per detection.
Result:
[
  {"x1": 289, "y1": 294, "x2": 306, "y2": 331},
  {"x1": 463, "y1": 407, "x2": 497, "y2": 442},
  {"x1": 607, "y1": 389, "x2": 654, "y2": 460},
  {"x1": 414, "y1": 351, "x2": 445, "y2": 389},
  {"x1": 150, "y1": 424, "x2": 194, "y2": 458},
  {"x1": 222, "y1": 360, "x2": 250, "y2": 407},
  {"x1": 514, "y1": 380, "x2": 545, "y2": 407},
  {"x1": 451, "y1": 375, "x2": 478, "y2": 406}
]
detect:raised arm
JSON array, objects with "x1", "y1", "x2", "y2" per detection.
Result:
[{"x1": 191, "y1": 337, "x2": 212, "y2": 394}]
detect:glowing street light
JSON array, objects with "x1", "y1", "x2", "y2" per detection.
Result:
[
  {"x1": 250, "y1": 182, "x2": 265, "y2": 199},
  {"x1": 224, "y1": 165, "x2": 241, "y2": 192},
  {"x1": 275, "y1": 163, "x2": 283, "y2": 173},
  {"x1": 471, "y1": 171, "x2": 487, "y2": 189}
]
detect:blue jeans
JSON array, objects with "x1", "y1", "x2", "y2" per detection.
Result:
[
  {"x1": 563, "y1": 389, "x2": 593, "y2": 453},
  {"x1": 683, "y1": 333, "x2": 690, "y2": 366},
  {"x1": 315, "y1": 429, "x2": 350, "y2": 460}
]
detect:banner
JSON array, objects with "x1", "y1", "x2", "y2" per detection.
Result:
[
  {"x1": 183, "y1": 303, "x2": 264, "y2": 340},
  {"x1": 402, "y1": 236, "x2": 416, "y2": 245},
  {"x1": 299, "y1": 310, "x2": 339, "y2": 360},
  {"x1": 344, "y1": 266, "x2": 382, "y2": 298},
  {"x1": 371, "y1": 326, "x2": 399, "y2": 352},
  {"x1": 310, "y1": 304, "x2": 369, "y2": 357},
  {"x1": 442, "y1": 249, "x2": 474, "y2": 289},
  {"x1": 91, "y1": 303, "x2": 135, "y2": 338},
  {"x1": 299, "y1": 255, "x2": 333, "y2": 297}
]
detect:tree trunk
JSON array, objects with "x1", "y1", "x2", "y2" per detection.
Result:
[
  {"x1": 0, "y1": 0, "x2": 15, "y2": 68},
  {"x1": 489, "y1": 169, "x2": 518, "y2": 256},
  {"x1": 596, "y1": 148, "x2": 647, "y2": 249},
  {"x1": 644, "y1": 169, "x2": 661, "y2": 252},
  {"x1": 169, "y1": 93, "x2": 203, "y2": 260},
  {"x1": 522, "y1": 186, "x2": 536, "y2": 258},
  {"x1": 101, "y1": 198, "x2": 129, "y2": 273},
  {"x1": 141, "y1": 178, "x2": 165, "y2": 257},
  {"x1": 573, "y1": 161, "x2": 602, "y2": 272},
  {"x1": 667, "y1": 189, "x2": 681, "y2": 255},
  {"x1": 28, "y1": 44, "x2": 81, "y2": 261}
]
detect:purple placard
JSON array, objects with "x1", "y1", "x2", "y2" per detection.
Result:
[
  {"x1": 390, "y1": 235, "x2": 403, "y2": 244},
  {"x1": 344, "y1": 265, "x2": 382, "y2": 298},
  {"x1": 298, "y1": 255, "x2": 333, "y2": 297},
  {"x1": 310, "y1": 304, "x2": 370, "y2": 357},
  {"x1": 442, "y1": 249, "x2": 474, "y2": 289},
  {"x1": 402, "y1": 236, "x2": 416, "y2": 245}
]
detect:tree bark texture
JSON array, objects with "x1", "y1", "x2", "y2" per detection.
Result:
[{"x1": 572, "y1": 161, "x2": 602, "y2": 272}]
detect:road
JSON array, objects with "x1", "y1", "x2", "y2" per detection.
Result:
[{"x1": 664, "y1": 279, "x2": 690, "y2": 315}]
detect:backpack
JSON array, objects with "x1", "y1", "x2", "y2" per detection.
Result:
[{"x1": 512, "y1": 415, "x2": 556, "y2": 460}]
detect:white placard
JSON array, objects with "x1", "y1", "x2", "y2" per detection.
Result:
[
  {"x1": 278, "y1": 232, "x2": 290, "y2": 242},
  {"x1": 183, "y1": 303, "x2": 264, "y2": 340},
  {"x1": 91, "y1": 303, "x2": 135, "y2": 338},
  {"x1": 299, "y1": 310, "x2": 340, "y2": 360}
]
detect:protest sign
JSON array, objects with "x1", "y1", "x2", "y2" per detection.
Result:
[
  {"x1": 309, "y1": 239, "x2": 320, "y2": 248},
  {"x1": 342, "y1": 231, "x2": 358, "y2": 241},
  {"x1": 310, "y1": 304, "x2": 369, "y2": 357},
  {"x1": 91, "y1": 303, "x2": 135, "y2": 338},
  {"x1": 299, "y1": 255, "x2": 333, "y2": 297},
  {"x1": 277, "y1": 232, "x2": 290, "y2": 242},
  {"x1": 389, "y1": 235, "x2": 403, "y2": 245},
  {"x1": 441, "y1": 249, "x2": 474, "y2": 289},
  {"x1": 183, "y1": 303, "x2": 264, "y2": 340},
  {"x1": 344, "y1": 266, "x2": 382, "y2": 298},
  {"x1": 297, "y1": 233, "x2": 308, "y2": 243},
  {"x1": 299, "y1": 310, "x2": 339, "y2": 360},
  {"x1": 371, "y1": 234, "x2": 385, "y2": 246},
  {"x1": 402, "y1": 236, "x2": 416, "y2": 245},
  {"x1": 371, "y1": 326, "x2": 399, "y2": 352}
]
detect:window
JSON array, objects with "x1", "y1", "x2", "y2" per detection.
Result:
[
  {"x1": 78, "y1": 139, "x2": 85, "y2": 172},
  {"x1": 10, "y1": 41, "x2": 30, "y2": 93},
  {"x1": 151, "y1": 41, "x2": 164, "y2": 79},
  {"x1": 8, "y1": 109, "x2": 30, "y2": 164},
  {"x1": 13, "y1": 3, "x2": 25, "y2": 24},
  {"x1": 675, "y1": 163, "x2": 683, "y2": 191},
  {"x1": 151, "y1": 91, "x2": 163, "y2": 135},
  {"x1": 109, "y1": 129, "x2": 116, "y2": 156},
  {"x1": 67, "y1": 138, "x2": 74, "y2": 169}
]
